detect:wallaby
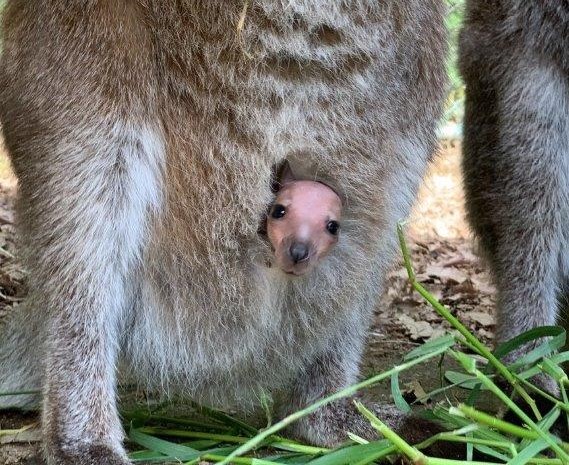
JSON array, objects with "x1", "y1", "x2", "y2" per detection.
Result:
[
  {"x1": 267, "y1": 166, "x2": 342, "y2": 276},
  {"x1": 0, "y1": 2, "x2": 447, "y2": 464},
  {"x1": 460, "y1": 1, "x2": 569, "y2": 391}
]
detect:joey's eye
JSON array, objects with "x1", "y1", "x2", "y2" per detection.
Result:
[
  {"x1": 326, "y1": 220, "x2": 340, "y2": 236},
  {"x1": 271, "y1": 204, "x2": 286, "y2": 219}
]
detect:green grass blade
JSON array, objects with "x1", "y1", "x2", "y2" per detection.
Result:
[
  {"x1": 189, "y1": 401, "x2": 259, "y2": 436},
  {"x1": 473, "y1": 444, "x2": 511, "y2": 462},
  {"x1": 494, "y1": 327, "x2": 564, "y2": 360},
  {"x1": 306, "y1": 440, "x2": 392, "y2": 465},
  {"x1": 507, "y1": 439, "x2": 549, "y2": 465},
  {"x1": 404, "y1": 334, "x2": 456, "y2": 360},
  {"x1": 390, "y1": 372, "x2": 411, "y2": 413},
  {"x1": 445, "y1": 371, "x2": 488, "y2": 390},
  {"x1": 128, "y1": 428, "x2": 201, "y2": 461}
]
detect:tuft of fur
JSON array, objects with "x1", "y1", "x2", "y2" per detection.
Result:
[
  {"x1": 0, "y1": 1, "x2": 447, "y2": 463},
  {"x1": 460, "y1": 1, "x2": 569, "y2": 390}
]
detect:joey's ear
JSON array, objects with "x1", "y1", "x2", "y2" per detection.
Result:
[
  {"x1": 272, "y1": 160, "x2": 295, "y2": 192},
  {"x1": 278, "y1": 160, "x2": 296, "y2": 185}
]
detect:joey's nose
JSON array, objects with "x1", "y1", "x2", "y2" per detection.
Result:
[{"x1": 289, "y1": 242, "x2": 309, "y2": 264}]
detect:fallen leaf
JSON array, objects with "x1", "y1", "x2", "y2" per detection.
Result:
[
  {"x1": 424, "y1": 265, "x2": 468, "y2": 284},
  {"x1": 398, "y1": 315, "x2": 434, "y2": 341},
  {"x1": 405, "y1": 380, "x2": 429, "y2": 404},
  {"x1": 468, "y1": 311, "x2": 494, "y2": 327}
]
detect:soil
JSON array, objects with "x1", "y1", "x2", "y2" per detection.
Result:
[{"x1": 0, "y1": 140, "x2": 498, "y2": 464}]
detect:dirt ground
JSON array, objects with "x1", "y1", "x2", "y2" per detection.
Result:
[{"x1": 0, "y1": 140, "x2": 497, "y2": 464}]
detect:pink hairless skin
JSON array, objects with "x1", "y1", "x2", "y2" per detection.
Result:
[{"x1": 267, "y1": 180, "x2": 342, "y2": 276}]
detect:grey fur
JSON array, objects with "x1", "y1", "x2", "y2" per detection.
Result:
[
  {"x1": 460, "y1": 1, "x2": 569, "y2": 380},
  {"x1": 0, "y1": 1, "x2": 447, "y2": 463}
]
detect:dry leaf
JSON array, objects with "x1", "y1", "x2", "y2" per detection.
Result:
[
  {"x1": 424, "y1": 264, "x2": 468, "y2": 284},
  {"x1": 468, "y1": 311, "x2": 494, "y2": 327}
]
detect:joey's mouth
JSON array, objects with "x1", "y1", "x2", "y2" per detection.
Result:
[
  {"x1": 281, "y1": 261, "x2": 312, "y2": 276},
  {"x1": 284, "y1": 269, "x2": 306, "y2": 276}
]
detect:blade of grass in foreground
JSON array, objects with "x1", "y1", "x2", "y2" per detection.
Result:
[
  {"x1": 0, "y1": 389, "x2": 41, "y2": 397},
  {"x1": 306, "y1": 440, "x2": 394, "y2": 465},
  {"x1": 128, "y1": 428, "x2": 201, "y2": 462},
  {"x1": 187, "y1": 401, "x2": 260, "y2": 436}
]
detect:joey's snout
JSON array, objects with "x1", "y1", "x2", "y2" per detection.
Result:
[
  {"x1": 274, "y1": 237, "x2": 316, "y2": 275},
  {"x1": 289, "y1": 242, "x2": 310, "y2": 264}
]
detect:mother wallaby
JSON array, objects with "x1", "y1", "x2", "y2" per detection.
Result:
[{"x1": 0, "y1": 2, "x2": 447, "y2": 464}]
